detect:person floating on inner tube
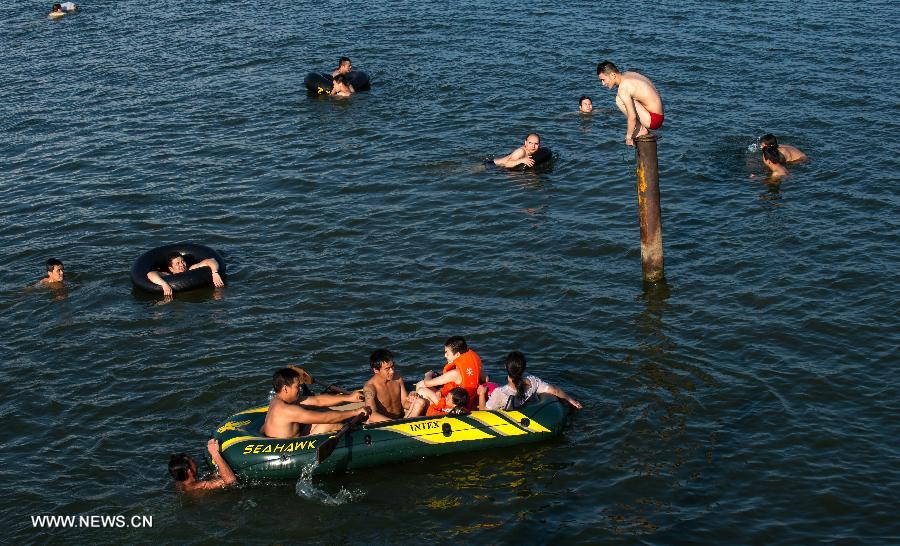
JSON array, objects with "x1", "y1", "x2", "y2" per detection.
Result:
[
  {"x1": 363, "y1": 349, "x2": 411, "y2": 423},
  {"x1": 331, "y1": 56, "x2": 352, "y2": 78},
  {"x1": 477, "y1": 351, "x2": 583, "y2": 411},
  {"x1": 406, "y1": 336, "x2": 485, "y2": 417},
  {"x1": 35, "y1": 258, "x2": 65, "y2": 287},
  {"x1": 146, "y1": 252, "x2": 224, "y2": 297},
  {"x1": 597, "y1": 61, "x2": 664, "y2": 147},
  {"x1": 261, "y1": 368, "x2": 366, "y2": 439},
  {"x1": 168, "y1": 439, "x2": 237, "y2": 493},
  {"x1": 493, "y1": 133, "x2": 543, "y2": 169},
  {"x1": 48, "y1": 3, "x2": 64, "y2": 17},
  {"x1": 330, "y1": 74, "x2": 354, "y2": 97}
]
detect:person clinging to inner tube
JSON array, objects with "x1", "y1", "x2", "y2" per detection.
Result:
[
  {"x1": 759, "y1": 134, "x2": 807, "y2": 163},
  {"x1": 48, "y1": 3, "x2": 64, "y2": 17},
  {"x1": 493, "y1": 133, "x2": 542, "y2": 169},
  {"x1": 579, "y1": 95, "x2": 593, "y2": 114},
  {"x1": 330, "y1": 74, "x2": 354, "y2": 97},
  {"x1": 331, "y1": 56, "x2": 353, "y2": 77},
  {"x1": 146, "y1": 252, "x2": 224, "y2": 297},
  {"x1": 168, "y1": 439, "x2": 237, "y2": 493},
  {"x1": 597, "y1": 61, "x2": 664, "y2": 147},
  {"x1": 405, "y1": 336, "x2": 485, "y2": 417},
  {"x1": 477, "y1": 351, "x2": 583, "y2": 411},
  {"x1": 262, "y1": 368, "x2": 367, "y2": 439}
]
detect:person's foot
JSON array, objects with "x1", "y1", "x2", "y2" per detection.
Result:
[{"x1": 635, "y1": 125, "x2": 649, "y2": 138}]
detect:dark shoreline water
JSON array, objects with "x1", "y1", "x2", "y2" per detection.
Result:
[{"x1": 2, "y1": 1, "x2": 899, "y2": 543}]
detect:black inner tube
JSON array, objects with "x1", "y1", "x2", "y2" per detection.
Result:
[
  {"x1": 130, "y1": 243, "x2": 226, "y2": 294},
  {"x1": 304, "y1": 71, "x2": 371, "y2": 95}
]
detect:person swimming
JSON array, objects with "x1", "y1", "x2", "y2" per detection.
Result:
[
  {"x1": 579, "y1": 95, "x2": 593, "y2": 113},
  {"x1": 330, "y1": 74, "x2": 353, "y2": 97},
  {"x1": 759, "y1": 134, "x2": 807, "y2": 163},
  {"x1": 761, "y1": 145, "x2": 789, "y2": 179}
]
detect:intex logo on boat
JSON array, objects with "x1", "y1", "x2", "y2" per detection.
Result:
[
  {"x1": 409, "y1": 421, "x2": 440, "y2": 432},
  {"x1": 242, "y1": 440, "x2": 317, "y2": 455}
]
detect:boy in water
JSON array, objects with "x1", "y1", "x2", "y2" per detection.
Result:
[
  {"x1": 35, "y1": 258, "x2": 65, "y2": 286},
  {"x1": 330, "y1": 74, "x2": 353, "y2": 97},
  {"x1": 579, "y1": 95, "x2": 593, "y2": 113},
  {"x1": 761, "y1": 146, "x2": 789, "y2": 180},
  {"x1": 169, "y1": 439, "x2": 237, "y2": 492},
  {"x1": 759, "y1": 134, "x2": 807, "y2": 162},
  {"x1": 363, "y1": 349, "x2": 410, "y2": 422}
]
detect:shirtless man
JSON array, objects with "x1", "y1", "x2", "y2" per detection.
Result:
[
  {"x1": 493, "y1": 133, "x2": 542, "y2": 169},
  {"x1": 759, "y1": 134, "x2": 807, "y2": 162},
  {"x1": 261, "y1": 368, "x2": 366, "y2": 439},
  {"x1": 597, "y1": 61, "x2": 665, "y2": 146},
  {"x1": 48, "y1": 3, "x2": 64, "y2": 17},
  {"x1": 35, "y1": 258, "x2": 65, "y2": 286},
  {"x1": 363, "y1": 349, "x2": 410, "y2": 422},
  {"x1": 761, "y1": 146, "x2": 789, "y2": 180},
  {"x1": 331, "y1": 57, "x2": 352, "y2": 77},
  {"x1": 168, "y1": 439, "x2": 237, "y2": 493},
  {"x1": 330, "y1": 74, "x2": 353, "y2": 97},
  {"x1": 146, "y1": 252, "x2": 224, "y2": 296}
]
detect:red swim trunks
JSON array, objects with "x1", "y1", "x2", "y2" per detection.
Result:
[{"x1": 648, "y1": 111, "x2": 664, "y2": 130}]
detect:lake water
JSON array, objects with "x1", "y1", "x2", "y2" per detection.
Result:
[{"x1": 2, "y1": 0, "x2": 898, "y2": 543}]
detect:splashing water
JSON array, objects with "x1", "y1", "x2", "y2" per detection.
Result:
[
  {"x1": 294, "y1": 462, "x2": 358, "y2": 505},
  {"x1": 747, "y1": 142, "x2": 760, "y2": 152}
]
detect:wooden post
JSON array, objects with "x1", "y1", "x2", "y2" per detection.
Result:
[{"x1": 634, "y1": 134, "x2": 664, "y2": 283}]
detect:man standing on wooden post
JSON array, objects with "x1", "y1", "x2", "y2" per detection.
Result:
[{"x1": 597, "y1": 61, "x2": 665, "y2": 147}]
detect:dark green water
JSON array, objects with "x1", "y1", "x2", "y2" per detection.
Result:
[{"x1": 2, "y1": 1, "x2": 898, "y2": 543}]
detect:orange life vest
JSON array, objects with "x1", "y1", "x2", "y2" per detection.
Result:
[{"x1": 438, "y1": 349, "x2": 482, "y2": 409}]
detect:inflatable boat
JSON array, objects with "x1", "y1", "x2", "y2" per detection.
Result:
[{"x1": 209, "y1": 393, "x2": 571, "y2": 478}]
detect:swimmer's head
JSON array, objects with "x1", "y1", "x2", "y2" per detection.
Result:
[
  {"x1": 762, "y1": 145, "x2": 785, "y2": 166},
  {"x1": 166, "y1": 252, "x2": 187, "y2": 274},
  {"x1": 758, "y1": 134, "x2": 778, "y2": 150},
  {"x1": 579, "y1": 95, "x2": 593, "y2": 113},
  {"x1": 337, "y1": 57, "x2": 352, "y2": 74},
  {"x1": 168, "y1": 453, "x2": 196, "y2": 482},
  {"x1": 524, "y1": 133, "x2": 541, "y2": 154},
  {"x1": 46, "y1": 258, "x2": 64, "y2": 282},
  {"x1": 51, "y1": 3, "x2": 62, "y2": 12}
]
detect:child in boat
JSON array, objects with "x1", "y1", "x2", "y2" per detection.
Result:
[
  {"x1": 168, "y1": 439, "x2": 237, "y2": 492},
  {"x1": 414, "y1": 386, "x2": 470, "y2": 416},
  {"x1": 406, "y1": 336, "x2": 484, "y2": 417},
  {"x1": 478, "y1": 351, "x2": 582, "y2": 411}
]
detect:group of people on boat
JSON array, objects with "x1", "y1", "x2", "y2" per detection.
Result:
[{"x1": 170, "y1": 336, "x2": 582, "y2": 491}]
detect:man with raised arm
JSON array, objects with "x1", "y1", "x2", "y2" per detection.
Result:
[
  {"x1": 362, "y1": 349, "x2": 410, "y2": 422},
  {"x1": 168, "y1": 439, "x2": 237, "y2": 493},
  {"x1": 597, "y1": 61, "x2": 665, "y2": 146},
  {"x1": 262, "y1": 368, "x2": 366, "y2": 439}
]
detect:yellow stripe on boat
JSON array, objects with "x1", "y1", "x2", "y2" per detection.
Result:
[
  {"x1": 468, "y1": 411, "x2": 528, "y2": 436},
  {"x1": 232, "y1": 406, "x2": 269, "y2": 416},
  {"x1": 221, "y1": 435, "x2": 265, "y2": 451},
  {"x1": 383, "y1": 417, "x2": 495, "y2": 444},
  {"x1": 500, "y1": 410, "x2": 552, "y2": 433}
]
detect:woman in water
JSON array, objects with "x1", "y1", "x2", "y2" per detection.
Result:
[{"x1": 477, "y1": 351, "x2": 582, "y2": 411}]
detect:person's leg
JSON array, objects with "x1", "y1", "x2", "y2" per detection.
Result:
[
  {"x1": 404, "y1": 395, "x2": 427, "y2": 417},
  {"x1": 633, "y1": 101, "x2": 651, "y2": 137},
  {"x1": 615, "y1": 95, "x2": 628, "y2": 117}
]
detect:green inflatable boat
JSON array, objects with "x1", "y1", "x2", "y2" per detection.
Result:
[{"x1": 209, "y1": 394, "x2": 571, "y2": 478}]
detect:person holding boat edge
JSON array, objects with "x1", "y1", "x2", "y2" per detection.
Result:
[{"x1": 262, "y1": 368, "x2": 366, "y2": 439}]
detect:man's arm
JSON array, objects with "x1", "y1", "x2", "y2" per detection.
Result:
[
  {"x1": 283, "y1": 403, "x2": 363, "y2": 424},
  {"x1": 418, "y1": 369, "x2": 462, "y2": 390},
  {"x1": 493, "y1": 148, "x2": 532, "y2": 168},
  {"x1": 300, "y1": 391, "x2": 362, "y2": 408},
  {"x1": 189, "y1": 258, "x2": 224, "y2": 288},
  {"x1": 146, "y1": 271, "x2": 173, "y2": 296},
  {"x1": 398, "y1": 377, "x2": 410, "y2": 410}
]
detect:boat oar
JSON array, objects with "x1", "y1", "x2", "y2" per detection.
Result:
[
  {"x1": 316, "y1": 411, "x2": 369, "y2": 464},
  {"x1": 288, "y1": 365, "x2": 349, "y2": 395}
]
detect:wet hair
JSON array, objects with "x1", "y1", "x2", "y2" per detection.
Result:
[
  {"x1": 52, "y1": 3, "x2": 62, "y2": 10},
  {"x1": 525, "y1": 133, "x2": 540, "y2": 143},
  {"x1": 448, "y1": 387, "x2": 469, "y2": 408},
  {"x1": 168, "y1": 453, "x2": 193, "y2": 482},
  {"x1": 504, "y1": 351, "x2": 527, "y2": 398},
  {"x1": 272, "y1": 367, "x2": 300, "y2": 393},
  {"x1": 759, "y1": 134, "x2": 778, "y2": 149},
  {"x1": 579, "y1": 95, "x2": 591, "y2": 105},
  {"x1": 762, "y1": 146, "x2": 786, "y2": 165},
  {"x1": 333, "y1": 73, "x2": 347, "y2": 84},
  {"x1": 597, "y1": 61, "x2": 619, "y2": 75},
  {"x1": 339, "y1": 56, "x2": 351, "y2": 66},
  {"x1": 370, "y1": 348, "x2": 394, "y2": 370},
  {"x1": 46, "y1": 258, "x2": 63, "y2": 273},
  {"x1": 444, "y1": 336, "x2": 468, "y2": 355}
]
